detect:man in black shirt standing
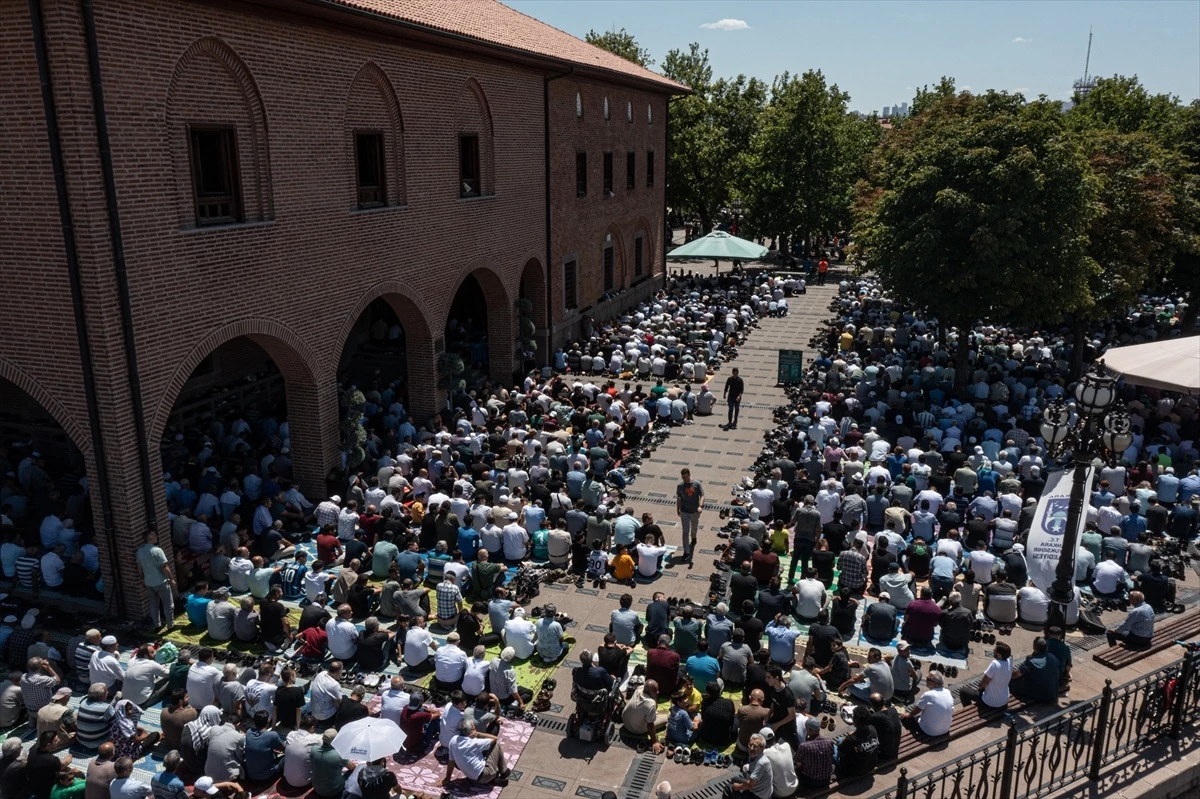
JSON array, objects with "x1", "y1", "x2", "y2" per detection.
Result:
[{"x1": 723, "y1": 368, "x2": 745, "y2": 429}]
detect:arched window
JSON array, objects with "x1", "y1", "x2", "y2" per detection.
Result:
[
  {"x1": 456, "y1": 78, "x2": 495, "y2": 198},
  {"x1": 346, "y1": 62, "x2": 405, "y2": 209}
]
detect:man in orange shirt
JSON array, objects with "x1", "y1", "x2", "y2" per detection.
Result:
[
  {"x1": 610, "y1": 544, "x2": 636, "y2": 586},
  {"x1": 817, "y1": 258, "x2": 829, "y2": 285}
]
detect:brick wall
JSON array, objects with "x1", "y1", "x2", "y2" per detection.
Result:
[
  {"x1": 0, "y1": 0, "x2": 675, "y2": 617},
  {"x1": 548, "y1": 78, "x2": 668, "y2": 348}
]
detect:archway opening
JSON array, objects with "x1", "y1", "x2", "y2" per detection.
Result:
[
  {"x1": 338, "y1": 297, "x2": 408, "y2": 402},
  {"x1": 159, "y1": 336, "x2": 299, "y2": 568},
  {"x1": 0, "y1": 378, "x2": 98, "y2": 601},
  {"x1": 445, "y1": 272, "x2": 490, "y2": 390},
  {"x1": 518, "y1": 258, "x2": 546, "y2": 368}
]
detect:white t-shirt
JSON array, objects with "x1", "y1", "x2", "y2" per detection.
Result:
[
  {"x1": 968, "y1": 551, "x2": 996, "y2": 584},
  {"x1": 448, "y1": 734, "x2": 492, "y2": 780},
  {"x1": 981, "y1": 658, "x2": 1012, "y2": 708},
  {"x1": 635, "y1": 544, "x2": 668, "y2": 577},
  {"x1": 283, "y1": 729, "x2": 322, "y2": 787},
  {"x1": 245, "y1": 678, "x2": 278, "y2": 718},
  {"x1": 916, "y1": 687, "x2": 954, "y2": 736},
  {"x1": 503, "y1": 618, "x2": 536, "y2": 659},
  {"x1": 304, "y1": 571, "x2": 328, "y2": 602},
  {"x1": 440, "y1": 703, "x2": 465, "y2": 748},
  {"x1": 40, "y1": 552, "x2": 64, "y2": 586},
  {"x1": 1017, "y1": 586, "x2": 1050, "y2": 625},
  {"x1": 379, "y1": 688, "x2": 410, "y2": 724},
  {"x1": 796, "y1": 580, "x2": 827, "y2": 619},
  {"x1": 462, "y1": 657, "x2": 490, "y2": 696},
  {"x1": 326, "y1": 618, "x2": 359, "y2": 660},
  {"x1": 434, "y1": 644, "x2": 468, "y2": 683},
  {"x1": 403, "y1": 627, "x2": 434, "y2": 666},
  {"x1": 228, "y1": 557, "x2": 253, "y2": 592}
]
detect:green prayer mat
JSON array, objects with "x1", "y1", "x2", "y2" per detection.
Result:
[{"x1": 164, "y1": 607, "x2": 304, "y2": 653}]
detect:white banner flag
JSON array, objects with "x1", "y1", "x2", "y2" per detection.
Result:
[{"x1": 1026, "y1": 464, "x2": 1096, "y2": 594}]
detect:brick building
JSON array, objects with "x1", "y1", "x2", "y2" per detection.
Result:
[{"x1": 0, "y1": 0, "x2": 684, "y2": 616}]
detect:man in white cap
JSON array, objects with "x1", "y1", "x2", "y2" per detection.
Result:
[
  {"x1": 500, "y1": 511, "x2": 529, "y2": 563},
  {"x1": 489, "y1": 647, "x2": 522, "y2": 710},
  {"x1": 89, "y1": 635, "x2": 124, "y2": 694},
  {"x1": 314, "y1": 496, "x2": 341, "y2": 530}
]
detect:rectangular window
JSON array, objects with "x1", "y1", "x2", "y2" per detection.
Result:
[
  {"x1": 646, "y1": 150, "x2": 655, "y2": 188},
  {"x1": 576, "y1": 152, "x2": 587, "y2": 197},
  {"x1": 603, "y1": 151, "x2": 613, "y2": 195},
  {"x1": 634, "y1": 235, "x2": 644, "y2": 278},
  {"x1": 355, "y1": 132, "x2": 386, "y2": 208},
  {"x1": 564, "y1": 259, "x2": 578, "y2": 309},
  {"x1": 603, "y1": 245, "x2": 615, "y2": 290},
  {"x1": 188, "y1": 127, "x2": 241, "y2": 226},
  {"x1": 460, "y1": 134, "x2": 480, "y2": 198},
  {"x1": 626, "y1": 150, "x2": 636, "y2": 190}
]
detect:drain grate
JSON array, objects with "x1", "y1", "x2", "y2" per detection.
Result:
[
  {"x1": 536, "y1": 715, "x2": 569, "y2": 736},
  {"x1": 670, "y1": 773, "x2": 735, "y2": 799},
  {"x1": 1068, "y1": 634, "x2": 1110, "y2": 652},
  {"x1": 618, "y1": 751, "x2": 664, "y2": 799}
]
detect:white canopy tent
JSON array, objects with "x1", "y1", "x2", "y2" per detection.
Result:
[{"x1": 1101, "y1": 335, "x2": 1200, "y2": 394}]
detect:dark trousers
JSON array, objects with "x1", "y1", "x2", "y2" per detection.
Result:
[
  {"x1": 727, "y1": 397, "x2": 742, "y2": 426},
  {"x1": 1107, "y1": 630, "x2": 1152, "y2": 649},
  {"x1": 789, "y1": 538, "x2": 816, "y2": 583}
]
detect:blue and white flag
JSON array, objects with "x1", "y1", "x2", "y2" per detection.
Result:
[{"x1": 1027, "y1": 465, "x2": 1095, "y2": 594}]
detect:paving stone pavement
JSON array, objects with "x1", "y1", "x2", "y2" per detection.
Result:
[{"x1": 497, "y1": 279, "x2": 841, "y2": 799}]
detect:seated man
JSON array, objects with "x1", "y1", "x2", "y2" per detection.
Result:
[
  {"x1": 433, "y1": 632, "x2": 469, "y2": 692},
  {"x1": 534, "y1": 605, "x2": 567, "y2": 663},
  {"x1": 1010, "y1": 637, "x2": 1062, "y2": 703},
  {"x1": 1106, "y1": 590, "x2": 1154, "y2": 650},
  {"x1": 571, "y1": 650, "x2": 613, "y2": 694},
  {"x1": 444, "y1": 718, "x2": 511, "y2": 786},
  {"x1": 863, "y1": 595, "x2": 898, "y2": 643},
  {"x1": 902, "y1": 670, "x2": 953, "y2": 737},
  {"x1": 983, "y1": 572, "x2": 1018, "y2": 625},
  {"x1": 1136, "y1": 560, "x2": 1176, "y2": 613},
  {"x1": 402, "y1": 616, "x2": 438, "y2": 674},
  {"x1": 620, "y1": 679, "x2": 666, "y2": 752},
  {"x1": 1092, "y1": 552, "x2": 1130, "y2": 600},
  {"x1": 838, "y1": 647, "x2": 894, "y2": 704}
]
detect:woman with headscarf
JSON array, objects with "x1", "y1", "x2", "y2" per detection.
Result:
[
  {"x1": 109, "y1": 698, "x2": 161, "y2": 759},
  {"x1": 180, "y1": 705, "x2": 222, "y2": 775}
]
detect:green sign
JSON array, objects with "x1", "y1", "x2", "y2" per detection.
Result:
[{"x1": 777, "y1": 349, "x2": 804, "y2": 384}]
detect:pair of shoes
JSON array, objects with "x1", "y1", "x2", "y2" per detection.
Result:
[
  {"x1": 690, "y1": 748, "x2": 705, "y2": 765},
  {"x1": 674, "y1": 746, "x2": 689, "y2": 763},
  {"x1": 703, "y1": 750, "x2": 717, "y2": 766},
  {"x1": 946, "y1": 665, "x2": 959, "y2": 677},
  {"x1": 822, "y1": 716, "x2": 834, "y2": 730}
]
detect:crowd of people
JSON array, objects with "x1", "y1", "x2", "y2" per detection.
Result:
[{"x1": 0, "y1": 264, "x2": 1197, "y2": 799}]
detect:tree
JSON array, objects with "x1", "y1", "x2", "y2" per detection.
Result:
[
  {"x1": 854, "y1": 90, "x2": 1097, "y2": 388},
  {"x1": 1069, "y1": 75, "x2": 1180, "y2": 137},
  {"x1": 743, "y1": 70, "x2": 850, "y2": 253},
  {"x1": 910, "y1": 76, "x2": 957, "y2": 119},
  {"x1": 661, "y1": 44, "x2": 765, "y2": 233},
  {"x1": 585, "y1": 28, "x2": 653, "y2": 67}
]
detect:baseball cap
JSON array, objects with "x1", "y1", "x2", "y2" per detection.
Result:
[
  {"x1": 193, "y1": 777, "x2": 220, "y2": 796},
  {"x1": 101, "y1": 635, "x2": 117, "y2": 646}
]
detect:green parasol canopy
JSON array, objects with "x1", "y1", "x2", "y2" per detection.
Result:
[{"x1": 666, "y1": 230, "x2": 769, "y2": 261}]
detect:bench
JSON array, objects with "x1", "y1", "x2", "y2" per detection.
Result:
[
  {"x1": 1092, "y1": 609, "x2": 1200, "y2": 670},
  {"x1": 894, "y1": 695, "x2": 1022, "y2": 761}
]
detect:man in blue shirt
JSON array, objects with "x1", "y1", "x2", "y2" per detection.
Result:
[
  {"x1": 280, "y1": 551, "x2": 309, "y2": 601},
  {"x1": 765, "y1": 617, "x2": 803, "y2": 667},
  {"x1": 243, "y1": 710, "x2": 285, "y2": 782},
  {"x1": 457, "y1": 526, "x2": 481, "y2": 563},
  {"x1": 395, "y1": 541, "x2": 424, "y2": 583},
  {"x1": 685, "y1": 642, "x2": 721, "y2": 692},
  {"x1": 185, "y1": 584, "x2": 213, "y2": 628},
  {"x1": 1010, "y1": 638, "x2": 1062, "y2": 703},
  {"x1": 150, "y1": 750, "x2": 188, "y2": 799},
  {"x1": 1120, "y1": 507, "x2": 1148, "y2": 543}
]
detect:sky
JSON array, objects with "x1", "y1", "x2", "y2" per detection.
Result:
[{"x1": 507, "y1": 0, "x2": 1200, "y2": 113}]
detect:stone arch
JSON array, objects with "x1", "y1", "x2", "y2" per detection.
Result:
[
  {"x1": 346, "y1": 61, "x2": 406, "y2": 207},
  {"x1": 0, "y1": 358, "x2": 90, "y2": 455},
  {"x1": 602, "y1": 224, "x2": 629, "y2": 290},
  {"x1": 444, "y1": 258, "x2": 516, "y2": 384},
  {"x1": 150, "y1": 319, "x2": 335, "y2": 493},
  {"x1": 332, "y1": 281, "x2": 439, "y2": 419},
  {"x1": 165, "y1": 36, "x2": 273, "y2": 227},
  {"x1": 455, "y1": 78, "x2": 495, "y2": 196},
  {"x1": 518, "y1": 257, "x2": 547, "y2": 329}
]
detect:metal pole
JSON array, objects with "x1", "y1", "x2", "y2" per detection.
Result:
[
  {"x1": 895, "y1": 767, "x2": 908, "y2": 799},
  {"x1": 1170, "y1": 651, "x2": 1195, "y2": 739},
  {"x1": 1048, "y1": 458, "x2": 1092, "y2": 628},
  {"x1": 1089, "y1": 679, "x2": 1113, "y2": 780},
  {"x1": 1000, "y1": 718, "x2": 1019, "y2": 799}
]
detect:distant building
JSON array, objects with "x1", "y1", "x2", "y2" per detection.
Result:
[{"x1": 882, "y1": 105, "x2": 891, "y2": 117}]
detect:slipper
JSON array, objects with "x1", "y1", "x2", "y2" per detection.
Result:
[{"x1": 674, "y1": 747, "x2": 686, "y2": 763}]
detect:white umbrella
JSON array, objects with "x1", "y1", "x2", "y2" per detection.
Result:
[
  {"x1": 331, "y1": 716, "x2": 406, "y2": 761},
  {"x1": 1102, "y1": 336, "x2": 1200, "y2": 394}
]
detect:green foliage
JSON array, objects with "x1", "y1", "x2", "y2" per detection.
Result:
[
  {"x1": 854, "y1": 89, "x2": 1098, "y2": 338},
  {"x1": 585, "y1": 28, "x2": 654, "y2": 67},
  {"x1": 1069, "y1": 76, "x2": 1180, "y2": 137},
  {"x1": 661, "y1": 44, "x2": 765, "y2": 232},
  {"x1": 910, "y1": 76, "x2": 957, "y2": 118},
  {"x1": 339, "y1": 388, "x2": 368, "y2": 470}
]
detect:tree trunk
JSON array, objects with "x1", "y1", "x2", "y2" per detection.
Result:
[
  {"x1": 1068, "y1": 318, "x2": 1088, "y2": 382},
  {"x1": 953, "y1": 320, "x2": 972, "y2": 395},
  {"x1": 698, "y1": 209, "x2": 714, "y2": 235},
  {"x1": 1181, "y1": 297, "x2": 1199, "y2": 333}
]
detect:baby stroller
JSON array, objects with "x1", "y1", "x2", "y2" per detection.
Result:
[{"x1": 566, "y1": 684, "x2": 623, "y2": 746}]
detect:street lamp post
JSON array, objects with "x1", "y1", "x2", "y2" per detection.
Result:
[{"x1": 1038, "y1": 362, "x2": 1134, "y2": 629}]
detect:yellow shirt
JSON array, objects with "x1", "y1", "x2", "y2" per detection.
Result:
[
  {"x1": 409, "y1": 501, "x2": 425, "y2": 524},
  {"x1": 612, "y1": 553, "x2": 636, "y2": 581}
]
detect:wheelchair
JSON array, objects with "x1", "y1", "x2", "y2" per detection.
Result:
[{"x1": 566, "y1": 684, "x2": 624, "y2": 747}]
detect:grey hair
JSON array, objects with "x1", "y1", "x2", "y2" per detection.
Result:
[
  {"x1": 927, "y1": 671, "x2": 945, "y2": 687},
  {"x1": 473, "y1": 645, "x2": 487, "y2": 658},
  {"x1": 579, "y1": 649, "x2": 593, "y2": 665},
  {"x1": 458, "y1": 718, "x2": 477, "y2": 736},
  {"x1": 88, "y1": 682, "x2": 108, "y2": 701},
  {"x1": 223, "y1": 663, "x2": 239, "y2": 678},
  {"x1": 748, "y1": 733, "x2": 766, "y2": 748},
  {"x1": 364, "y1": 617, "x2": 380, "y2": 633},
  {"x1": 163, "y1": 750, "x2": 182, "y2": 771},
  {"x1": 1, "y1": 737, "x2": 21, "y2": 758}
]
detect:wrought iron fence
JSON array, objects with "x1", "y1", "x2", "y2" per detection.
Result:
[{"x1": 867, "y1": 647, "x2": 1200, "y2": 799}]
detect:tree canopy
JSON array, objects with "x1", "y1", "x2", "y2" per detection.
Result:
[{"x1": 585, "y1": 28, "x2": 654, "y2": 67}]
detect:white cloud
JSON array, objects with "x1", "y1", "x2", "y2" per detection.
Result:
[
  {"x1": 1011, "y1": 36, "x2": 1033, "y2": 44},
  {"x1": 700, "y1": 18, "x2": 750, "y2": 31},
  {"x1": 961, "y1": 85, "x2": 973, "y2": 91},
  {"x1": 1013, "y1": 87, "x2": 1030, "y2": 93}
]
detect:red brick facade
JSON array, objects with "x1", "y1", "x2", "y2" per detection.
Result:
[{"x1": 0, "y1": 0, "x2": 676, "y2": 616}]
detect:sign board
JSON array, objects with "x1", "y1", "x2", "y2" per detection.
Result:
[{"x1": 777, "y1": 349, "x2": 804, "y2": 385}]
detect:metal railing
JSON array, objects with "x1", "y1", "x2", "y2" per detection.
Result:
[{"x1": 868, "y1": 648, "x2": 1200, "y2": 799}]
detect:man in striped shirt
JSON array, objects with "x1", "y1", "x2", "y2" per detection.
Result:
[
  {"x1": 75, "y1": 682, "x2": 116, "y2": 750},
  {"x1": 280, "y1": 551, "x2": 309, "y2": 601},
  {"x1": 67, "y1": 629, "x2": 101, "y2": 684}
]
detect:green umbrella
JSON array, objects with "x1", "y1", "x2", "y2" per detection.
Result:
[{"x1": 666, "y1": 230, "x2": 769, "y2": 261}]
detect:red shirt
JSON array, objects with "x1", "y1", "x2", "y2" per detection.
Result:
[
  {"x1": 751, "y1": 550, "x2": 780, "y2": 584},
  {"x1": 646, "y1": 646, "x2": 680, "y2": 696},
  {"x1": 296, "y1": 626, "x2": 327, "y2": 659},
  {"x1": 818, "y1": 260, "x2": 829, "y2": 273},
  {"x1": 316, "y1": 533, "x2": 341, "y2": 564},
  {"x1": 399, "y1": 706, "x2": 433, "y2": 752}
]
